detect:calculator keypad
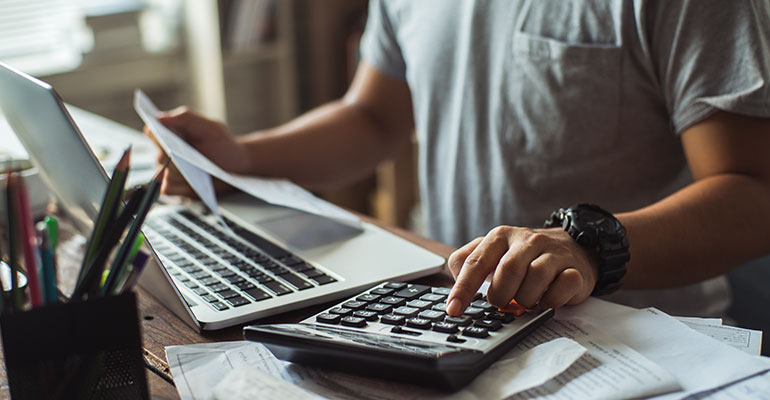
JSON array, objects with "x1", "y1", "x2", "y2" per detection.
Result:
[{"x1": 313, "y1": 282, "x2": 524, "y2": 343}]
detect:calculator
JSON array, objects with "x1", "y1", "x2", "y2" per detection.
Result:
[{"x1": 243, "y1": 282, "x2": 554, "y2": 391}]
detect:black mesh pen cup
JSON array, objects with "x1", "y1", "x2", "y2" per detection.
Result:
[{"x1": 0, "y1": 292, "x2": 148, "y2": 400}]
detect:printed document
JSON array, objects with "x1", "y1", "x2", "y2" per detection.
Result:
[{"x1": 134, "y1": 90, "x2": 361, "y2": 228}]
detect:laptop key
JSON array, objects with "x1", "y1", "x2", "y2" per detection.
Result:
[
  {"x1": 235, "y1": 281, "x2": 256, "y2": 290},
  {"x1": 217, "y1": 289, "x2": 240, "y2": 299},
  {"x1": 311, "y1": 274, "x2": 336, "y2": 285},
  {"x1": 226, "y1": 296, "x2": 250, "y2": 307},
  {"x1": 225, "y1": 275, "x2": 245, "y2": 284},
  {"x1": 193, "y1": 287, "x2": 209, "y2": 296},
  {"x1": 234, "y1": 227, "x2": 290, "y2": 258},
  {"x1": 244, "y1": 287, "x2": 271, "y2": 301},
  {"x1": 210, "y1": 301, "x2": 229, "y2": 311},
  {"x1": 202, "y1": 294, "x2": 218, "y2": 303},
  {"x1": 209, "y1": 283, "x2": 230, "y2": 293},
  {"x1": 300, "y1": 269, "x2": 324, "y2": 278},
  {"x1": 263, "y1": 281, "x2": 292, "y2": 296},
  {"x1": 278, "y1": 273, "x2": 313, "y2": 290},
  {"x1": 201, "y1": 277, "x2": 220, "y2": 286}
]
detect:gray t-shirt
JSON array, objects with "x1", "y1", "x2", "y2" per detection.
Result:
[{"x1": 360, "y1": 0, "x2": 770, "y2": 317}]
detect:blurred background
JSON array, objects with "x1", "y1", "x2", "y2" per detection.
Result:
[{"x1": 0, "y1": 0, "x2": 418, "y2": 232}]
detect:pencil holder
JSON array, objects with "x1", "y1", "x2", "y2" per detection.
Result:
[{"x1": 0, "y1": 292, "x2": 148, "y2": 400}]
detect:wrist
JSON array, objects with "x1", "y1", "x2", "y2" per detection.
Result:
[{"x1": 545, "y1": 204, "x2": 630, "y2": 296}]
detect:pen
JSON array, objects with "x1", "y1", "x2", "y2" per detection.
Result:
[
  {"x1": 36, "y1": 223, "x2": 56, "y2": 305},
  {"x1": 120, "y1": 251, "x2": 150, "y2": 293},
  {"x1": 14, "y1": 172, "x2": 43, "y2": 307},
  {"x1": 78, "y1": 146, "x2": 131, "y2": 283}
]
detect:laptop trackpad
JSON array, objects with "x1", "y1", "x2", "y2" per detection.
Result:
[{"x1": 257, "y1": 211, "x2": 361, "y2": 251}]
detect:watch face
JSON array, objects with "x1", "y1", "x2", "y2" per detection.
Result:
[{"x1": 577, "y1": 209, "x2": 616, "y2": 232}]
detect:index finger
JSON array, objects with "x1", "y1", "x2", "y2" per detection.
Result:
[{"x1": 446, "y1": 234, "x2": 509, "y2": 316}]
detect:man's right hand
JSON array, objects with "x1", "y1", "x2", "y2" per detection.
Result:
[{"x1": 143, "y1": 106, "x2": 252, "y2": 196}]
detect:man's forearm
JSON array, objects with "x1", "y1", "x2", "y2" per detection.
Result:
[{"x1": 618, "y1": 173, "x2": 770, "y2": 289}]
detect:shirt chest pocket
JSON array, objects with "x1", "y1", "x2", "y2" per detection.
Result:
[{"x1": 503, "y1": 31, "x2": 622, "y2": 162}]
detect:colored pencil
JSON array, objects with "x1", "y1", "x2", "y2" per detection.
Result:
[
  {"x1": 103, "y1": 232, "x2": 144, "y2": 296},
  {"x1": 4, "y1": 170, "x2": 21, "y2": 312},
  {"x1": 14, "y1": 173, "x2": 43, "y2": 307},
  {"x1": 71, "y1": 185, "x2": 146, "y2": 300},
  {"x1": 104, "y1": 163, "x2": 165, "y2": 295},
  {"x1": 36, "y1": 223, "x2": 56, "y2": 305},
  {"x1": 77, "y1": 146, "x2": 131, "y2": 282}
]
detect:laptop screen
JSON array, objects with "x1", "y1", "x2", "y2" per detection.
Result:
[{"x1": 0, "y1": 62, "x2": 109, "y2": 233}]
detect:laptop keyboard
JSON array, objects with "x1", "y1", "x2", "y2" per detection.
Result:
[{"x1": 143, "y1": 209, "x2": 337, "y2": 312}]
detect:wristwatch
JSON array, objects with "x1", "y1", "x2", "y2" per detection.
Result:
[{"x1": 544, "y1": 204, "x2": 630, "y2": 296}]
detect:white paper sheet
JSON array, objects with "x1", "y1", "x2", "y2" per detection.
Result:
[
  {"x1": 212, "y1": 366, "x2": 324, "y2": 400},
  {"x1": 688, "y1": 370, "x2": 770, "y2": 400},
  {"x1": 678, "y1": 320, "x2": 763, "y2": 356},
  {"x1": 555, "y1": 299, "x2": 770, "y2": 399},
  {"x1": 167, "y1": 338, "x2": 589, "y2": 400},
  {"x1": 133, "y1": 90, "x2": 361, "y2": 228}
]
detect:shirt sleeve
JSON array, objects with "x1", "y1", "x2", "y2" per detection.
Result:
[
  {"x1": 359, "y1": 0, "x2": 407, "y2": 81},
  {"x1": 647, "y1": 0, "x2": 770, "y2": 134}
]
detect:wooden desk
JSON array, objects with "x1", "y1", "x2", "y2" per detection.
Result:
[{"x1": 126, "y1": 216, "x2": 454, "y2": 398}]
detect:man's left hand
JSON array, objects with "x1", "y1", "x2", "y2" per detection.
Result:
[{"x1": 445, "y1": 226, "x2": 599, "y2": 316}]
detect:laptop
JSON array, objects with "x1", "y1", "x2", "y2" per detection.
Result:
[{"x1": 0, "y1": 62, "x2": 445, "y2": 330}]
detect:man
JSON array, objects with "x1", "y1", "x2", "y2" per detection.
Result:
[{"x1": 149, "y1": 0, "x2": 770, "y2": 319}]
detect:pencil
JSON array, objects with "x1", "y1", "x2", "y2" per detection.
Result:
[
  {"x1": 104, "y1": 163, "x2": 165, "y2": 295},
  {"x1": 77, "y1": 146, "x2": 131, "y2": 283},
  {"x1": 14, "y1": 172, "x2": 43, "y2": 307},
  {"x1": 5, "y1": 170, "x2": 21, "y2": 312},
  {"x1": 71, "y1": 185, "x2": 147, "y2": 300},
  {"x1": 102, "y1": 232, "x2": 144, "y2": 296}
]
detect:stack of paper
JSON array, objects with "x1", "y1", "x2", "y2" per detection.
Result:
[{"x1": 166, "y1": 297, "x2": 769, "y2": 399}]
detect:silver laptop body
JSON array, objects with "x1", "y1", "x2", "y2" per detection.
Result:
[{"x1": 0, "y1": 62, "x2": 445, "y2": 330}]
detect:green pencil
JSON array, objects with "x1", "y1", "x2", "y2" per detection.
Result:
[{"x1": 77, "y1": 146, "x2": 131, "y2": 283}]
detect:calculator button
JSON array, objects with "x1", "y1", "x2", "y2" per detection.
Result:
[
  {"x1": 420, "y1": 293, "x2": 446, "y2": 303},
  {"x1": 470, "y1": 300, "x2": 495, "y2": 312},
  {"x1": 380, "y1": 314, "x2": 406, "y2": 325},
  {"x1": 370, "y1": 288, "x2": 394, "y2": 296},
  {"x1": 384, "y1": 282, "x2": 408, "y2": 290},
  {"x1": 498, "y1": 300, "x2": 527, "y2": 316},
  {"x1": 432, "y1": 302, "x2": 448, "y2": 312},
  {"x1": 330, "y1": 307, "x2": 353, "y2": 317},
  {"x1": 365, "y1": 303, "x2": 393, "y2": 314},
  {"x1": 353, "y1": 310, "x2": 379, "y2": 321},
  {"x1": 433, "y1": 321, "x2": 459, "y2": 334},
  {"x1": 418, "y1": 310, "x2": 445, "y2": 322},
  {"x1": 380, "y1": 296, "x2": 407, "y2": 307},
  {"x1": 406, "y1": 300, "x2": 432, "y2": 310},
  {"x1": 445, "y1": 315, "x2": 473, "y2": 326},
  {"x1": 393, "y1": 306, "x2": 420, "y2": 317},
  {"x1": 316, "y1": 313, "x2": 341, "y2": 324},
  {"x1": 356, "y1": 294, "x2": 381, "y2": 303},
  {"x1": 341, "y1": 316, "x2": 367, "y2": 328},
  {"x1": 406, "y1": 318, "x2": 432, "y2": 330},
  {"x1": 432, "y1": 287, "x2": 451, "y2": 295},
  {"x1": 394, "y1": 285, "x2": 431, "y2": 300},
  {"x1": 463, "y1": 326, "x2": 490, "y2": 338},
  {"x1": 463, "y1": 307, "x2": 485, "y2": 319},
  {"x1": 472, "y1": 293, "x2": 484, "y2": 301},
  {"x1": 446, "y1": 334, "x2": 466, "y2": 343},
  {"x1": 342, "y1": 301, "x2": 367, "y2": 310},
  {"x1": 474, "y1": 319, "x2": 503, "y2": 331},
  {"x1": 486, "y1": 311, "x2": 516, "y2": 323}
]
